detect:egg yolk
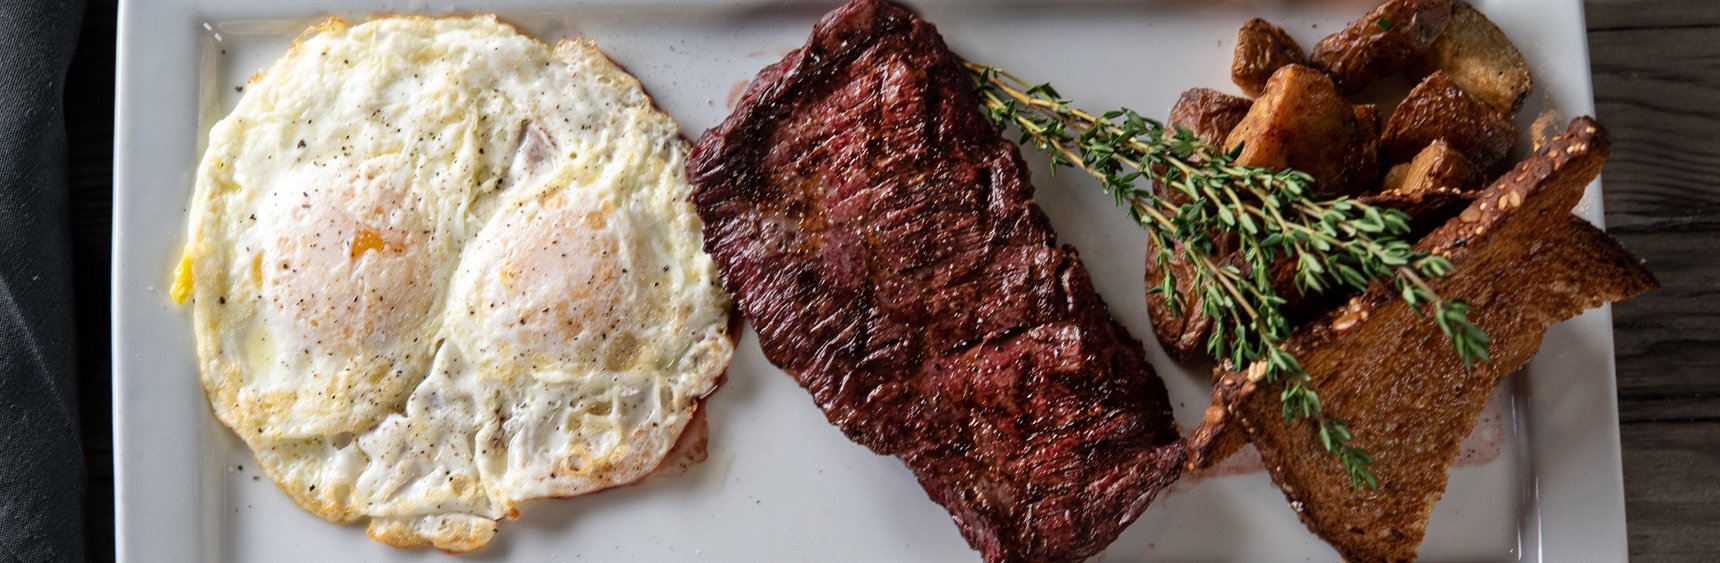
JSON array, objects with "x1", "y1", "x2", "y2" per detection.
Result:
[
  {"x1": 170, "y1": 255, "x2": 194, "y2": 305},
  {"x1": 349, "y1": 228, "x2": 390, "y2": 259},
  {"x1": 450, "y1": 193, "x2": 664, "y2": 375},
  {"x1": 254, "y1": 160, "x2": 435, "y2": 355}
]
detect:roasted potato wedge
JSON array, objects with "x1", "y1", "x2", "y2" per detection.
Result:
[
  {"x1": 1355, "y1": 103, "x2": 1381, "y2": 140},
  {"x1": 1162, "y1": 88, "x2": 1253, "y2": 207},
  {"x1": 1414, "y1": 2, "x2": 1533, "y2": 114},
  {"x1": 1147, "y1": 88, "x2": 1253, "y2": 359},
  {"x1": 1226, "y1": 65, "x2": 1380, "y2": 196},
  {"x1": 1144, "y1": 236, "x2": 1223, "y2": 363},
  {"x1": 1382, "y1": 139, "x2": 1485, "y2": 194},
  {"x1": 1149, "y1": 67, "x2": 1384, "y2": 359},
  {"x1": 1382, "y1": 71, "x2": 1517, "y2": 167},
  {"x1": 1232, "y1": 18, "x2": 1307, "y2": 98},
  {"x1": 1168, "y1": 87, "x2": 1253, "y2": 145},
  {"x1": 1311, "y1": 0, "x2": 1455, "y2": 94}
]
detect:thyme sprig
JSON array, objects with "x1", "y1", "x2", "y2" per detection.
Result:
[{"x1": 966, "y1": 63, "x2": 1492, "y2": 490}]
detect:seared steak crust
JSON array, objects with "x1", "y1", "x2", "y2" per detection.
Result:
[{"x1": 687, "y1": 1, "x2": 1183, "y2": 561}]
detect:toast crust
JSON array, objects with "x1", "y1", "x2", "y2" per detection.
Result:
[{"x1": 1188, "y1": 117, "x2": 1656, "y2": 562}]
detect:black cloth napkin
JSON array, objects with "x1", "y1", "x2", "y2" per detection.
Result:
[{"x1": 0, "y1": 0, "x2": 85, "y2": 561}]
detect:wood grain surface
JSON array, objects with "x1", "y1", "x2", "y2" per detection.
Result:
[
  {"x1": 61, "y1": 1, "x2": 1716, "y2": 561},
  {"x1": 1587, "y1": 1, "x2": 1720, "y2": 561}
]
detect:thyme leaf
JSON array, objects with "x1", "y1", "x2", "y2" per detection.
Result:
[{"x1": 967, "y1": 62, "x2": 1492, "y2": 490}]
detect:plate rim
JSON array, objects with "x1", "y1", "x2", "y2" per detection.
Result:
[{"x1": 110, "y1": 0, "x2": 1626, "y2": 561}]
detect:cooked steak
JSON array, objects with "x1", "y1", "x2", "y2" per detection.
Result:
[
  {"x1": 686, "y1": 1, "x2": 1184, "y2": 561},
  {"x1": 1186, "y1": 117, "x2": 1656, "y2": 561}
]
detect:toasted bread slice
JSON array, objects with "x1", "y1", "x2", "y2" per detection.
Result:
[
  {"x1": 1233, "y1": 18, "x2": 1308, "y2": 97},
  {"x1": 1187, "y1": 117, "x2": 1656, "y2": 561},
  {"x1": 1414, "y1": 2, "x2": 1533, "y2": 115},
  {"x1": 1311, "y1": 0, "x2": 1456, "y2": 94},
  {"x1": 1183, "y1": 185, "x2": 1475, "y2": 471},
  {"x1": 1382, "y1": 71, "x2": 1517, "y2": 167}
]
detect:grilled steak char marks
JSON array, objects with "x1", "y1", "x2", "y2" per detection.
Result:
[{"x1": 687, "y1": 1, "x2": 1184, "y2": 561}]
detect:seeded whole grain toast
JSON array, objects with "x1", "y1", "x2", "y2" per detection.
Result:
[{"x1": 1185, "y1": 117, "x2": 1657, "y2": 561}]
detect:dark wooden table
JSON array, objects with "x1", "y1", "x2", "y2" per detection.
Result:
[
  {"x1": 1587, "y1": 1, "x2": 1720, "y2": 560},
  {"x1": 61, "y1": 1, "x2": 1717, "y2": 561}
]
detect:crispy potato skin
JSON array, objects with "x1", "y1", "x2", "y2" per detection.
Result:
[
  {"x1": 1311, "y1": 0, "x2": 1455, "y2": 93},
  {"x1": 1382, "y1": 139, "x2": 1485, "y2": 194},
  {"x1": 1354, "y1": 103, "x2": 1380, "y2": 134},
  {"x1": 1414, "y1": 2, "x2": 1533, "y2": 114},
  {"x1": 1146, "y1": 88, "x2": 1256, "y2": 361},
  {"x1": 1167, "y1": 87, "x2": 1253, "y2": 146},
  {"x1": 1226, "y1": 65, "x2": 1381, "y2": 197},
  {"x1": 1382, "y1": 71, "x2": 1517, "y2": 167},
  {"x1": 1150, "y1": 68, "x2": 1382, "y2": 361},
  {"x1": 1144, "y1": 236, "x2": 1220, "y2": 363},
  {"x1": 1232, "y1": 18, "x2": 1307, "y2": 98},
  {"x1": 1359, "y1": 186, "x2": 1475, "y2": 236},
  {"x1": 1148, "y1": 91, "x2": 1387, "y2": 362}
]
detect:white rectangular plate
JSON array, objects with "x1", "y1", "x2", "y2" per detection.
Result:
[{"x1": 114, "y1": 0, "x2": 1625, "y2": 561}]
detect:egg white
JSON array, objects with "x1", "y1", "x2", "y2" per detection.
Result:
[{"x1": 179, "y1": 16, "x2": 732, "y2": 552}]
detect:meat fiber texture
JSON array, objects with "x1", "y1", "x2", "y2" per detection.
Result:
[{"x1": 686, "y1": 1, "x2": 1184, "y2": 561}]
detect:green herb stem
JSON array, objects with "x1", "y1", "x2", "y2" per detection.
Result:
[{"x1": 966, "y1": 62, "x2": 1492, "y2": 490}]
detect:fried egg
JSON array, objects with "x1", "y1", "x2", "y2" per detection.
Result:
[{"x1": 176, "y1": 16, "x2": 732, "y2": 552}]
